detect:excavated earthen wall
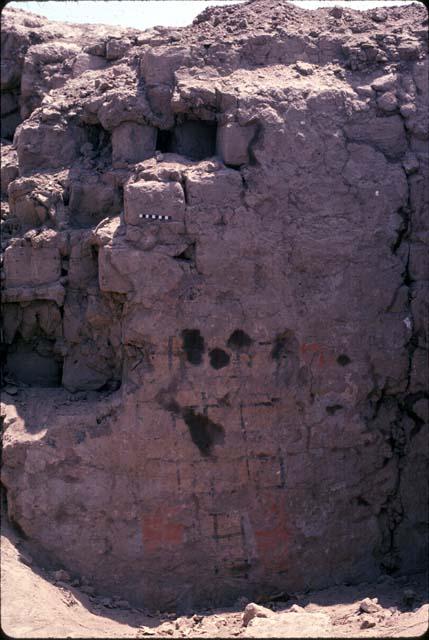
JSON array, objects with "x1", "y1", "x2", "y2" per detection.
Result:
[{"x1": 1, "y1": 0, "x2": 428, "y2": 611}]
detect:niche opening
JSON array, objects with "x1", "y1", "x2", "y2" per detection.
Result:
[{"x1": 156, "y1": 121, "x2": 217, "y2": 161}]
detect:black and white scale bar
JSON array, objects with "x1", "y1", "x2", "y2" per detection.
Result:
[{"x1": 139, "y1": 214, "x2": 172, "y2": 221}]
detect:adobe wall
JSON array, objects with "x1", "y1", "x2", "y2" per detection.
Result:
[{"x1": 1, "y1": 0, "x2": 428, "y2": 611}]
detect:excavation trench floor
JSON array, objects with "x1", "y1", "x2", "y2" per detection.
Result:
[{"x1": 1, "y1": 517, "x2": 428, "y2": 639}]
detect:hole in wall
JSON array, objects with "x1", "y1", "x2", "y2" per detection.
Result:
[
  {"x1": 337, "y1": 354, "x2": 351, "y2": 366},
  {"x1": 173, "y1": 243, "x2": 196, "y2": 264},
  {"x1": 5, "y1": 338, "x2": 62, "y2": 387},
  {"x1": 1, "y1": 92, "x2": 22, "y2": 141},
  {"x1": 156, "y1": 121, "x2": 217, "y2": 161},
  {"x1": 156, "y1": 129, "x2": 174, "y2": 153},
  {"x1": 174, "y1": 121, "x2": 217, "y2": 160},
  {"x1": 227, "y1": 329, "x2": 252, "y2": 350},
  {"x1": 182, "y1": 329, "x2": 205, "y2": 365},
  {"x1": 209, "y1": 348, "x2": 230, "y2": 370},
  {"x1": 81, "y1": 123, "x2": 112, "y2": 163},
  {"x1": 326, "y1": 404, "x2": 343, "y2": 415}
]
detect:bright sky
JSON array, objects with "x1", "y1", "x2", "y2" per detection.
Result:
[{"x1": 7, "y1": 0, "x2": 415, "y2": 29}]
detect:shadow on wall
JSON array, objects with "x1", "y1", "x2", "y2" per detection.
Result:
[{"x1": 5, "y1": 338, "x2": 63, "y2": 387}]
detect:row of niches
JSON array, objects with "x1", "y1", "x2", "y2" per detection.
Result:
[
  {"x1": 81, "y1": 118, "x2": 254, "y2": 167},
  {"x1": 2, "y1": 336, "x2": 122, "y2": 392},
  {"x1": 4, "y1": 115, "x2": 251, "y2": 234}
]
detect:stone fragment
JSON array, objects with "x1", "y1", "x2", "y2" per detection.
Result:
[
  {"x1": 242, "y1": 603, "x2": 274, "y2": 626},
  {"x1": 359, "y1": 598, "x2": 381, "y2": 614},
  {"x1": 371, "y1": 74, "x2": 397, "y2": 92},
  {"x1": 371, "y1": 9, "x2": 387, "y2": 22},
  {"x1": 377, "y1": 91, "x2": 398, "y2": 112},
  {"x1": 400, "y1": 103, "x2": 416, "y2": 118},
  {"x1": 295, "y1": 61, "x2": 314, "y2": 75},
  {"x1": 72, "y1": 53, "x2": 106, "y2": 77},
  {"x1": 106, "y1": 38, "x2": 131, "y2": 60},
  {"x1": 360, "y1": 617, "x2": 376, "y2": 629}
]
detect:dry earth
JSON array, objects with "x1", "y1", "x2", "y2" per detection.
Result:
[{"x1": 2, "y1": 512, "x2": 428, "y2": 638}]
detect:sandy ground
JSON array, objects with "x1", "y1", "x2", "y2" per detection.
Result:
[{"x1": 1, "y1": 517, "x2": 428, "y2": 639}]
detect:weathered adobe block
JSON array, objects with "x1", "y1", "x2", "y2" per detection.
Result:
[
  {"x1": 216, "y1": 122, "x2": 256, "y2": 166},
  {"x1": 3, "y1": 244, "x2": 61, "y2": 288},
  {"x1": 112, "y1": 122, "x2": 157, "y2": 164},
  {"x1": 15, "y1": 120, "x2": 84, "y2": 174},
  {"x1": 69, "y1": 174, "x2": 122, "y2": 227},
  {"x1": 184, "y1": 167, "x2": 242, "y2": 208},
  {"x1": 0, "y1": 142, "x2": 19, "y2": 194},
  {"x1": 98, "y1": 241, "x2": 183, "y2": 301},
  {"x1": 124, "y1": 179, "x2": 185, "y2": 225},
  {"x1": 8, "y1": 175, "x2": 64, "y2": 228}
]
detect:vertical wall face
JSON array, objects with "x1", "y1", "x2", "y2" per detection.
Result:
[{"x1": 1, "y1": 1, "x2": 428, "y2": 611}]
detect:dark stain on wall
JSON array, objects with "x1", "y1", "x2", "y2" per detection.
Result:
[
  {"x1": 182, "y1": 407, "x2": 225, "y2": 456},
  {"x1": 209, "y1": 348, "x2": 231, "y2": 369},
  {"x1": 227, "y1": 329, "x2": 252, "y2": 350},
  {"x1": 182, "y1": 329, "x2": 205, "y2": 365}
]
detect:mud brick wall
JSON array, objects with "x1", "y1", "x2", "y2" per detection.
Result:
[{"x1": 1, "y1": 0, "x2": 428, "y2": 611}]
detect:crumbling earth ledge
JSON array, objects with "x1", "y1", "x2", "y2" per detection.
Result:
[{"x1": 1, "y1": 0, "x2": 428, "y2": 612}]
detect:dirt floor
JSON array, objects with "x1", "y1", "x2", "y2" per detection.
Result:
[{"x1": 1, "y1": 515, "x2": 428, "y2": 639}]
